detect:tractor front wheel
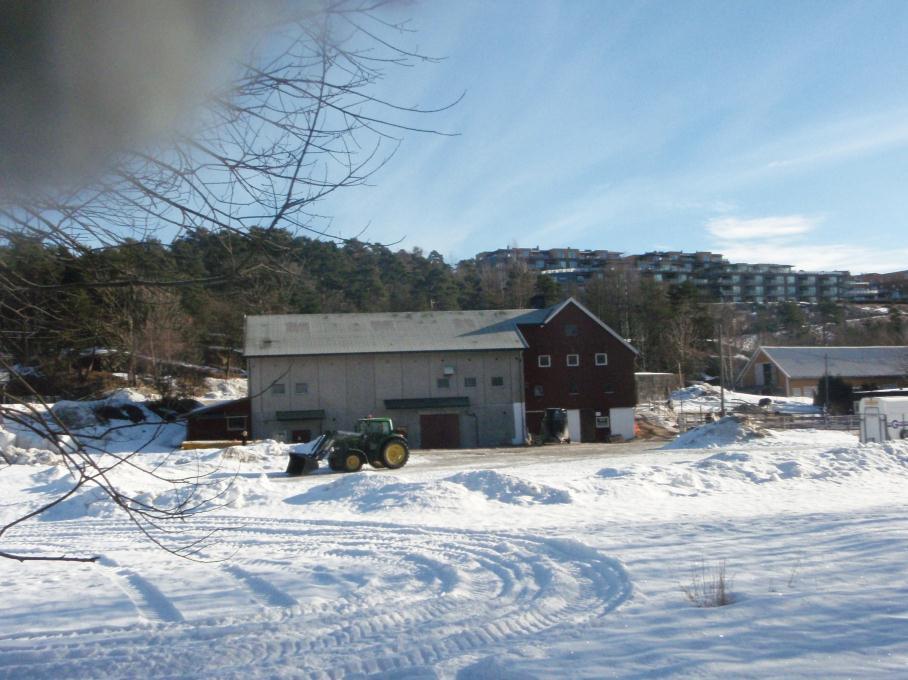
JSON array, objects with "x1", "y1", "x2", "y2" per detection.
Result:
[
  {"x1": 342, "y1": 450, "x2": 365, "y2": 473},
  {"x1": 380, "y1": 438, "x2": 410, "y2": 469}
]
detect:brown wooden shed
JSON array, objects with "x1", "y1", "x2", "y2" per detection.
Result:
[{"x1": 186, "y1": 398, "x2": 251, "y2": 442}]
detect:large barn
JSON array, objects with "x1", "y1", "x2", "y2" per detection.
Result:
[{"x1": 244, "y1": 298, "x2": 637, "y2": 448}]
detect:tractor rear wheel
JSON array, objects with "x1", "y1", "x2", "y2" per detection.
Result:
[{"x1": 380, "y1": 438, "x2": 409, "y2": 469}]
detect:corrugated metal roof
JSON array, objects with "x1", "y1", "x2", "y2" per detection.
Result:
[
  {"x1": 761, "y1": 346, "x2": 908, "y2": 379},
  {"x1": 244, "y1": 308, "x2": 551, "y2": 357}
]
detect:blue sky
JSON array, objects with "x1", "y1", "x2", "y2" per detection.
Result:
[{"x1": 321, "y1": 0, "x2": 908, "y2": 273}]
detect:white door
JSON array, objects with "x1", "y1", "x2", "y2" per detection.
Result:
[
  {"x1": 609, "y1": 408, "x2": 636, "y2": 439},
  {"x1": 861, "y1": 406, "x2": 884, "y2": 443},
  {"x1": 566, "y1": 409, "x2": 581, "y2": 443}
]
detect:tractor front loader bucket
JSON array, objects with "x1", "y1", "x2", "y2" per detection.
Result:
[
  {"x1": 286, "y1": 433, "x2": 331, "y2": 476},
  {"x1": 286, "y1": 454, "x2": 320, "y2": 476}
]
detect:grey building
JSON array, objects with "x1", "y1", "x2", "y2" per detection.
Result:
[{"x1": 244, "y1": 310, "x2": 534, "y2": 448}]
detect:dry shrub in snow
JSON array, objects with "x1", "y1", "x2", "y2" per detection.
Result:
[{"x1": 681, "y1": 560, "x2": 734, "y2": 607}]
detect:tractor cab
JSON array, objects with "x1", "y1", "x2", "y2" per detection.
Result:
[{"x1": 355, "y1": 417, "x2": 393, "y2": 438}]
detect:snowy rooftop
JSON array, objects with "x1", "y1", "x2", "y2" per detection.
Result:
[
  {"x1": 244, "y1": 298, "x2": 638, "y2": 358},
  {"x1": 244, "y1": 308, "x2": 550, "y2": 357},
  {"x1": 760, "y1": 345, "x2": 908, "y2": 379}
]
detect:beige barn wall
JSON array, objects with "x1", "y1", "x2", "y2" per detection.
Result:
[{"x1": 249, "y1": 350, "x2": 523, "y2": 447}]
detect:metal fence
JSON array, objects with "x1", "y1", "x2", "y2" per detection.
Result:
[{"x1": 677, "y1": 411, "x2": 860, "y2": 433}]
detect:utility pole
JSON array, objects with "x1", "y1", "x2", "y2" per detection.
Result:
[
  {"x1": 718, "y1": 319, "x2": 726, "y2": 416},
  {"x1": 824, "y1": 352, "x2": 830, "y2": 414}
]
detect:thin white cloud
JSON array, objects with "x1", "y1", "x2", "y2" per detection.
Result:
[
  {"x1": 706, "y1": 215, "x2": 818, "y2": 240},
  {"x1": 717, "y1": 242, "x2": 908, "y2": 275},
  {"x1": 764, "y1": 114, "x2": 908, "y2": 171},
  {"x1": 707, "y1": 213, "x2": 907, "y2": 274}
]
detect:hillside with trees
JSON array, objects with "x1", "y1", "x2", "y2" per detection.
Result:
[{"x1": 2, "y1": 231, "x2": 905, "y2": 399}]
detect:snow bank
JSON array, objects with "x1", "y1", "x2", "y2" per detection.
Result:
[
  {"x1": 150, "y1": 475, "x2": 272, "y2": 511},
  {"x1": 288, "y1": 469, "x2": 572, "y2": 512},
  {"x1": 2, "y1": 390, "x2": 185, "y2": 461},
  {"x1": 221, "y1": 439, "x2": 287, "y2": 463},
  {"x1": 40, "y1": 472, "x2": 276, "y2": 522},
  {"x1": 445, "y1": 469, "x2": 571, "y2": 505},
  {"x1": 0, "y1": 420, "x2": 73, "y2": 463},
  {"x1": 600, "y1": 439, "x2": 908, "y2": 498},
  {"x1": 0, "y1": 442, "x2": 62, "y2": 466},
  {"x1": 202, "y1": 377, "x2": 247, "y2": 400},
  {"x1": 288, "y1": 474, "x2": 474, "y2": 512},
  {"x1": 663, "y1": 416, "x2": 766, "y2": 449},
  {"x1": 50, "y1": 389, "x2": 154, "y2": 430}
]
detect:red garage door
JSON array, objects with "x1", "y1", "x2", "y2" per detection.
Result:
[{"x1": 419, "y1": 414, "x2": 461, "y2": 449}]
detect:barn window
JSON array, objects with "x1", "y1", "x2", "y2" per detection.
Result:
[
  {"x1": 604, "y1": 384, "x2": 615, "y2": 394},
  {"x1": 294, "y1": 382, "x2": 309, "y2": 394},
  {"x1": 533, "y1": 385, "x2": 544, "y2": 397},
  {"x1": 595, "y1": 353, "x2": 608, "y2": 366},
  {"x1": 436, "y1": 378, "x2": 450, "y2": 388},
  {"x1": 491, "y1": 376, "x2": 504, "y2": 387},
  {"x1": 566, "y1": 354, "x2": 580, "y2": 367},
  {"x1": 564, "y1": 324, "x2": 578, "y2": 337},
  {"x1": 538, "y1": 354, "x2": 551, "y2": 368},
  {"x1": 464, "y1": 377, "x2": 477, "y2": 388},
  {"x1": 271, "y1": 383, "x2": 285, "y2": 394},
  {"x1": 569, "y1": 379, "x2": 579, "y2": 395},
  {"x1": 226, "y1": 416, "x2": 247, "y2": 431}
]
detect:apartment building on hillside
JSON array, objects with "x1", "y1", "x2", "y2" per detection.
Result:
[{"x1": 474, "y1": 247, "x2": 853, "y2": 303}]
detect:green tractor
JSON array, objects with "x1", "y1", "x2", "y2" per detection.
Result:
[{"x1": 286, "y1": 416, "x2": 410, "y2": 476}]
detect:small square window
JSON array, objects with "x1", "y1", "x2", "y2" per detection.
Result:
[
  {"x1": 295, "y1": 382, "x2": 309, "y2": 394},
  {"x1": 437, "y1": 377, "x2": 450, "y2": 389},
  {"x1": 533, "y1": 385, "x2": 544, "y2": 397},
  {"x1": 538, "y1": 354, "x2": 551, "y2": 368},
  {"x1": 564, "y1": 323, "x2": 578, "y2": 337},
  {"x1": 464, "y1": 377, "x2": 477, "y2": 388},
  {"x1": 491, "y1": 376, "x2": 504, "y2": 387},
  {"x1": 569, "y1": 379, "x2": 579, "y2": 395},
  {"x1": 566, "y1": 354, "x2": 580, "y2": 367},
  {"x1": 595, "y1": 353, "x2": 608, "y2": 366},
  {"x1": 271, "y1": 383, "x2": 285, "y2": 394},
  {"x1": 226, "y1": 416, "x2": 247, "y2": 431},
  {"x1": 604, "y1": 384, "x2": 615, "y2": 394}
]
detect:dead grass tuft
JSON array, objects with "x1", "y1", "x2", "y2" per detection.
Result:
[{"x1": 681, "y1": 560, "x2": 734, "y2": 607}]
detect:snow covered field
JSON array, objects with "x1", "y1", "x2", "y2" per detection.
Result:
[
  {"x1": 671, "y1": 383, "x2": 820, "y2": 415},
  {"x1": 2, "y1": 414, "x2": 908, "y2": 678}
]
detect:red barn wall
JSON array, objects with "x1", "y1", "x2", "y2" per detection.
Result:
[{"x1": 519, "y1": 302, "x2": 637, "y2": 440}]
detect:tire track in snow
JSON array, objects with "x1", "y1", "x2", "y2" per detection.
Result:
[
  {"x1": 221, "y1": 564, "x2": 299, "y2": 608},
  {"x1": 97, "y1": 557, "x2": 184, "y2": 624},
  {"x1": 1, "y1": 518, "x2": 631, "y2": 678}
]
